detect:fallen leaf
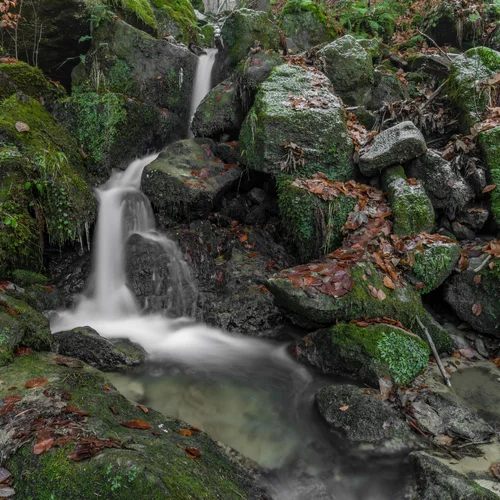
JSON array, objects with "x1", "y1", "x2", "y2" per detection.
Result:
[
  {"x1": 14, "y1": 346, "x2": 32, "y2": 357},
  {"x1": 2, "y1": 395, "x2": 21, "y2": 404},
  {"x1": 33, "y1": 437, "x2": 54, "y2": 455},
  {"x1": 189, "y1": 426, "x2": 201, "y2": 432},
  {"x1": 434, "y1": 434, "x2": 453, "y2": 446},
  {"x1": 459, "y1": 347, "x2": 476, "y2": 359},
  {"x1": 339, "y1": 405, "x2": 350, "y2": 411},
  {"x1": 0, "y1": 404, "x2": 14, "y2": 417},
  {"x1": 472, "y1": 303, "x2": 482, "y2": 316},
  {"x1": 482, "y1": 184, "x2": 497, "y2": 193},
  {"x1": 109, "y1": 405, "x2": 119, "y2": 415},
  {"x1": 54, "y1": 356, "x2": 84, "y2": 368},
  {"x1": 103, "y1": 385, "x2": 111, "y2": 392},
  {"x1": 15, "y1": 121, "x2": 30, "y2": 133},
  {"x1": 239, "y1": 234, "x2": 248, "y2": 243},
  {"x1": 120, "y1": 420, "x2": 152, "y2": 430},
  {"x1": 247, "y1": 252, "x2": 260, "y2": 258},
  {"x1": 185, "y1": 447, "x2": 202, "y2": 459},
  {"x1": 383, "y1": 276, "x2": 395, "y2": 290},
  {"x1": 24, "y1": 377, "x2": 48, "y2": 389},
  {"x1": 136, "y1": 403, "x2": 149, "y2": 413},
  {"x1": 178, "y1": 429, "x2": 192, "y2": 436},
  {"x1": 474, "y1": 275, "x2": 482, "y2": 285},
  {"x1": 490, "y1": 462, "x2": 500, "y2": 480}
]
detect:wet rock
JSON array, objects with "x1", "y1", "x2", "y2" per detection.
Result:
[
  {"x1": 316, "y1": 385, "x2": 415, "y2": 456},
  {"x1": 451, "y1": 221, "x2": 476, "y2": 240},
  {"x1": 406, "y1": 150, "x2": 474, "y2": 219},
  {"x1": 318, "y1": 35, "x2": 373, "y2": 107},
  {"x1": 359, "y1": 121, "x2": 427, "y2": 176},
  {"x1": 191, "y1": 78, "x2": 242, "y2": 140},
  {"x1": 456, "y1": 207, "x2": 489, "y2": 232},
  {"x1": 382, "y1": 166, "x2": 435, "y2": 236},
  {"x1": 267, "y1": 260, "x2": 452, "y2": 352},
  {"x1": 410, "y1": 452, "x2": 498, "y2": 500},
  {"x1": 53, "y1": 326, "x2": 146, "y2": 371},
  {"x1": 142, "y1": 139, "x2": 242, "y2": 223},
  {"x1": 408, "y1": 53, "x2": 454, "y2": 79},
  {"x1": 295, "y1": 323, "x2": 429, "y2": 386},
  {"x1": 280, "y1": 1, "x2": 334, "y2": 51},
  {"x1": 239, "y1": 64, "x2": 354, "y2": 181},
  {"x1": 1, "y1": 352, "x2": 267, "y2": 499},
  {"x1": 444, "y1": 255, "x2": 500, "y2": 338},
  {"x1": 368, "y1": 69, "x2": 408, "y2": 110}
]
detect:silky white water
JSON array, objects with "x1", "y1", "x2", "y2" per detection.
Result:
[{"x1": 188, "y1": 48, "x2": 218, "y2": 138}]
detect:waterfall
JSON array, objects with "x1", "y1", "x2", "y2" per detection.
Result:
[{"x1": 188, "y1": 48, "x2": 218, "y2": 138}]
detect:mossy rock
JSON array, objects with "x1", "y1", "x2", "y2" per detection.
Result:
[
  {"x1": 447, "y1": 47, "x2": 500, "y2": 133},
  {"x1": 0, "y1": 293, "x2": 53, "y2": 365},
  {"x1": 382, "y1": 166, "x2": 434, "y2": 236},
  {"x1": 1, "y1": 353, "x2": 266, "y2": 499},
  {"x1": 215, "y1": 9, "x2": 281, "y2": 80},
  {"x1": 55, "y1": 92, "x2": 177, "y2": 181},
  {"x1": 10, "y1": 269, "x2": 48, "y2": 287},
  {"x1": 239, "y1": 64, "x2": 354, "y2": 181},
  {"x1": 277, "y1": 179, "x2": 356, "y2": 261},
  {"x1": 0, "y1": 95, "x2": 96, "y2": 271},
  {"x1": 297, "y1": 322, "x2": 430, "y2": 386},
  {"x1": 478, "y1": 126, "x2": 500, "y2": 226},
  {"x1": 0, "y1": 61, "x2": 65, "y2": 106},
  {"x1": 151, "y1": 0, "x2": 198, "y2": 43},
  {"x1": 280, "y1": 0, "x2": 335, "y2": 51},
  {"x1": 267, "y1": 260, "x2": 452, "y2": 352},
  {"x1": 318, "y1": 35, "x2": 374, "y2": 107}
]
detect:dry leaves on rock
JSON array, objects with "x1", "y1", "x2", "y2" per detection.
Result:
[
  {"x1": 25, "y1": 377, "x2": 48, "y2": 389},
  {"x1": 120, "y1": 420, "x2": 152, "y2": 430}
]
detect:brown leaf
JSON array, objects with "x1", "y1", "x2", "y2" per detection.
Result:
[
  {"x1": 247, "y1": 252, "x2": 260, "y2": 258},
  {"x1": 14, "y1": 346, "x2": 32, "y2": 356},
  {"x1": 15, "y1": 121, "x2": 30, "y2": 133},
  {"x1": 377, "y1": 289, "x2": 387, "y2": 301},
  {"x1": 239, "y1": 234, "x2": 248, "y2": 243},
  {"x1": 339, "y1": 405, "x2": 350, "y2": 411},
  {"x1": 185, "y1": 447, "x2": 202, "y2": 459},
  {"x1": 458, "y1": 252, "x2": 469, "y2": 271},
  {"x1": 383, "y1": 276, "x2": 395, "y2": 290},
  {"x1": 0, "y1": 403, "x2": 14, "y2": 417},
  {"x1": 136, "y1": 403, "x2": 149, "y2": 413},
  {"x1": 109, "y1": 405, "x2": 119, "y2": 415},
  {"x1": 120, "y1": 420, "x2": 152, "y2": 430},
  {"x1": 415, "y1": 282, "x2": 425, "y2": 290},
  {"x1": 2, "y1": 395, "x2": 21, "y2": 404},
  {"x1": 473, "y1": 275, "x2": 482, "y2": 285},
  {"x1": 54, "y1": 356, "x2": 84, "y2": 368},
  {"x1": 472, "y1": 303, "x2": 482, "y2": 316},
  {"x1": 482, "y1": 184, "x2": 497, "y2": 193},
  {"x1": 24, "y1": 377, "x2": 48, "y2": 389},
  {"x1": 103, "y1": 385, "x2": 112, "y2": 392},
  {"x1": 33, "y1": 437, "x2": 54, "y2": 455},
  {"x1": 490, "y1": 462, "x2": 500, "y2": 480},
  {"x1": 178, "y1": 429, "x2": 192, "y2": 436}
]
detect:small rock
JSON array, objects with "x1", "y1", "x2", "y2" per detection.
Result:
[
  {"x1": 451, "y1": 221, "x2": 476, "y2": 240},
  {"x1": 456, "y1": 206, "x2": 489, "y2": 231}
]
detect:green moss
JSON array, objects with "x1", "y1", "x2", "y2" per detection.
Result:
[
  {"x1": 199, "y1": 24, "x2": 215, "y2": 48},
  {"x1": 111, "y1": 0, "x2": 157, "y2": 29},
  {"x1": 479, "y1": 127, "x2": 500, "y2": 225},
  {"x1": 10, "y1": 269, "x2": 48, "y2": 287},
  {"x1": 151, "y1": 0, "x2": 197, "y2": 42},
  {"x1": 277, "y1": 178, "x2": 356, "y2": 261}
]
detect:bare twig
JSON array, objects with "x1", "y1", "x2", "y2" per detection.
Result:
[
  {"x1": 420, "y1": 80, "x2": 447, "y2": 110},
  {"x1": 416, "y1": 316, "x2": 452, "y2": 388},
  {"x1": 473, "y1": 255, "x2": 492, "y2": 273},
  {"x1": 417, "y1": 30, "x2": 453, "y2": 62}
]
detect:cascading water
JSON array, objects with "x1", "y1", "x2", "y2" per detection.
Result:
[
  {"x1": 51, "y1": 155, "x2": 410, "y2": 500},
  {"x1": 188, "y1": 48, "x2": 218, "y2": 138}
]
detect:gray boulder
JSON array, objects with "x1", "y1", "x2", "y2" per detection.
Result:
[
  {"x1": 359, "y1": 121, "x2": 427, "y2": 176},
  {"x1": 318, "y1": 35, "x2": 374, "y2": 106},
  {"x1": 316, "y1": 385, "x2": 415, "y2": 456},
  {"x1": 142, "y1": 139, "x2": 242, "y2": 222},
  {"x1": 53, "y1": 326, "x2": 147, "y2": 370},
  {"x1": 368, "y1": 69, "x2": 408, "y2": 110},
  {"x1": 406, "y1": 150, "x2": 474, "y2": 219}
]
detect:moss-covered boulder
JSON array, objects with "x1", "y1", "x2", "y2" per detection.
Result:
[
  {"x1": 0, "y1": 61, "x2": 65, "y2": 106},
  {"x1": 214, "y1": 9, "x2": 281, "y2": 81},
  {"x1": 276, "y1": 179, "x2": 356, "y2": 261},
  {"x1": 447, "y1": 47, "x2": 500, "y2": 133},
  {"x1": 279, "y1": 0, "x2": 334, "y2": 51},
  {"x1": 142, "y1": 139, "x2": 242, "y2": 222},
  {"x1": 318, "y1": 35, "x2": 374, "y2": 107},
  {"x1": 55, "y1": 92, "x2": 175, "y2": 181},
  {"x1": 239, "y1": 65, "x2": 354, "y2": 181},
  {"x1": 0, "y1": 293, "x2": 53, "y2": 365},
  {"x1": 382, "y1": 166, "x2": 435, "y2": 236},
  {"x1": 358, "y1": 121, "x2": 427, "y2": 176},
  {"x1": 73, "y1": 19, "x2": 197, "y2": 136},
  {"x1": 0, "y1": 94, "x2": 96, "y2": 274},
  {"x1": 316, "y1": 385, "x2": 415, "y2": 455},
  {"x1": 444, "y1": 251, "x2": 500, "y2": 339},
  {"x1": 478, "y1": 126, "x2": 500, "y2": 226},
  {"x1": 296, "y1": 322, "x2": 429, "y2": 386},
  {"x1": 0, "y1": 353, "x2": 266, "y2": 499},
  {"x1": 267, "y1": 259, "x2": 452, "y2": 352}
]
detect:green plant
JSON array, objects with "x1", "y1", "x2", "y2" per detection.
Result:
[{"x1": 377, "y1": 331, "x2": 429, "y2": 385}]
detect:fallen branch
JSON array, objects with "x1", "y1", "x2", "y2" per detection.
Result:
[
  {"x1": 416, "y1": 316, "x2": 452, "y2": 388},
  {"x1": 420, "y1": 80, "x2": 447, "y2": 110},
  {"x1": 417, "y1": 30, "x2": 453, "y2": 62},
  {"x1": 473, "y1": 255, "x2": 492, "y2": 273}
]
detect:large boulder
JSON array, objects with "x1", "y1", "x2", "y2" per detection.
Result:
[
  {"x1": 73, "y1": 20, "x2": 197, "y2": 137},
  {"x1": 279, "y1": 0, "x2": 334, "y2": 51},
  {"x1": 444, "y1": 249, "x2": 500, "y2": 339},
  {"x1": 316, "y1": 385, "x2": 414, "y2": 455},
  {"x1": 296, "y1": 322, "x2": 429, "y2": 386},
  {"x1": 239, "y1": 65, "x2": 354, "y2": 181},
  {"x1": 0, "y1": 352, "x2": 267, "y2": 499},
  {"x1": 55, "y1": 92, "x2": 174, "y2": 181},
  {"x1": 141, "y1": 139, "x2": 242, "y2": 223},
  {"x1": 318, "y1": 35, "x2": 374, "y2": 107},
  {"x1": 382, "y1": 166, "x2": 435, "y2": 236},
  {"x1": 214, "y1": 9, "x2": 281, "y2": 82},
  {"x1": 53, "y1": 326, "x2": 147, "y2": 371},
  {"x1": 358, "y1": 121, "x2": 427, "y2": 176},
  {"x1": 406, "y1": 150, "x2": 474, "y2": 219},
  {"x1": 267, "y1": 259, "x2": 452, "y2": 352}
]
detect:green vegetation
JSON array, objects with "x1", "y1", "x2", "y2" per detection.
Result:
[
  {"x1": 479, "y1": 127, "x2": 500, "y2": 225},
  {"x1": 10, "y1": 269, "x2": 49, "y2": 287}
]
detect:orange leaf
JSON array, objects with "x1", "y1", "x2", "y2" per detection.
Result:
[
  {"x1": 339, "y1": 405, "x2": 349, "y2": 411},
  {"x1": 103, "y1": 385, "x2": 112, "y2": 392},
  {"x1": 247, "y1": 252, "x2": 260, "y2": 258},
  {"x1": 383, "y1": 276, "x2": 395, "y2": 290},
  {"x1": 185, "y1": 447, "x2": 202, "y2": 459},
  {"x1": 472, "y1": 303, "x2": 482, "y2": 316},
  {"x1": 482, "y1": 184, "x2": 497, "y2": 193},
  {"x1": 136, "y1": 404, "x2": 149, "y2": 413},
  {"x1": 120, "y1": 420, "x2": 152, "y2": 430},
  {"x1": 178, "y1": 429, "x2": 192, "y2": 436},
  {"x1": 33, "y1": 437, "x2": 54, "y2": 455},
  {"x1": 25, "y1": 377, "x2": 48, "y2": 389},
  {"x1": 239, "y1": 234, "x2": 248, "y2": 243}
]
